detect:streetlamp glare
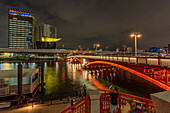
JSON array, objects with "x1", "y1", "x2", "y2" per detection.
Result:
[
  {"x1": 137, "y1": 34, "x2": 141, "y2": 38},
  {"x1": 130, "y1": 34, "x2": 135, "y2": 37}
]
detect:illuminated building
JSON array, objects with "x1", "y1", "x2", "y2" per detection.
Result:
[
  {"x1": 8, "y1": 8, "x2": 36, "y2": 49},
  {"x1": 37, "y1": 23, "x2": 61, "y2": 49},
  {"x1": 39, "y1": 23, "x2": 57, "y2": 40}
]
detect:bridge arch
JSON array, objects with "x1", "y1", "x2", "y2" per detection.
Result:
[
  {"x1": 71, "y1": 57, "x2": 83, "y2": 64},
  {"x1": 84, "y1": 61, "x2": 170, "y2": 90}
]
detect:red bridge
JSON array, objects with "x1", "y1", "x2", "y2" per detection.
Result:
[{"x1": 68, "y1": 55, "x2": 170, "y2": 90}]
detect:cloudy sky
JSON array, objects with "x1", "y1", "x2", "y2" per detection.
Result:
[{"x1": 0, "y1": 0, "x2": 170, "y2": 50}]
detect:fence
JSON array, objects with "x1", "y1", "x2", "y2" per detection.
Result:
[
  {"x1": 118, "y1": 93, "x2": 155, "y2": 113},
  {"x1": 100, "y1": 92, "x2": 155, "y2": 113},
  {"x1": 61, "y1": 96, "x2": 89, "y2": 113},
  {"x1": 100, "y1": 93, "x2": 111, "y2": 113}
]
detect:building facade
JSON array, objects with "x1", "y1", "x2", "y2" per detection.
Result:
[
  {"x1": 8, "y1": 8, "x2": 36, "y2": 49},
  {"x1": 37, "y1": 23, "x2": 61, "y2": 49},
  {"x1": 39, "y1": 23, "x2": 57, "y2": 41}
]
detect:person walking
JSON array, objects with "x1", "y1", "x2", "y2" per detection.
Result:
[{"x1": 108, "y1": 85, "x2": 119, "y2": 113}]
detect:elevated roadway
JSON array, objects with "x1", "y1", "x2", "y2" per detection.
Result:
[{"x1": 0, "y1": 48, "x2": 96, "y2": 54}]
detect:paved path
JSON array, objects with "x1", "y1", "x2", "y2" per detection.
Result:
[{"x1": 0, "y1": 101, "x2": 70, "y2": 113}]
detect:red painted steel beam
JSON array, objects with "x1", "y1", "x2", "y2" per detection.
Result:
[{"x1": 85, "y1": 61, "x2": 170, "y2": 90}]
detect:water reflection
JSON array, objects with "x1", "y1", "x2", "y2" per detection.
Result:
[
  {"x1": 0, "y1": 62, "x2": 164, "y2": 98},
  {"x1": 0, "y1": 62, "x2": 96, "y2": 96},
  {"x1": 85, "y1": 67, "x2": 165, "y2": 98}
]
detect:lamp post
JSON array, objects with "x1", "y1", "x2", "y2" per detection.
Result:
[
  {"x1": 106, "y1": 46, "x2": 108, "y2": 51},
  {"x1": 130, "y1": 32, "x2": 141, "y2": 56},
  {"x1": 94, "y1": 43, "x2": 100, "y2": 51},
  {"x1": 78, "y1": 45, "x2": 81, "y2": 50}
]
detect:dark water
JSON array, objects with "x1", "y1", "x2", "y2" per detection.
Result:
[
  {"x1": 0, "y1": 62, "x2": 165, "y2": 98},
  {"x1": 86, "y1": 67, "x2": 165, "y2": 98},
  {"x1": 0, "y1": 62, "x2": 96, "y2": 96}
]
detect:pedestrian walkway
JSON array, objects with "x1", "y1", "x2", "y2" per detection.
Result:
[{"x1": 0, "y1": 100, "x2": 70, "y2": 113}]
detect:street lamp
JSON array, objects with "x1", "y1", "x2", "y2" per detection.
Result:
[
  {"x1": 106, "y1": 46, "x2": 108, "y2": 51},
  {"x1": 94, "y1": 43, "x2": 100, "y2": 51},
  {"x1": 130, "y1": 32, "x2": 141, "y2": 56},
  {"x1": 78, "y1": 45, "x2": 81, "y2": 50}
]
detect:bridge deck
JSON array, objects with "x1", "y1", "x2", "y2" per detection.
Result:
[{"x1": 69, "y1": 55, "x2": 170, "y2": 90}]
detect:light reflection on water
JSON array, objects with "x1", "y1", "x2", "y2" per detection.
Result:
[
  {"x1": 0, "y1": 62, "x2": 96, "y2": 95},
  {"x1": 0, "y1": 62, "x2": 164, "y2": 98}
]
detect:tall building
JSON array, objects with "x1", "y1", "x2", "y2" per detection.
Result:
[
  {"x1": 39, "y1": 23, "x2": 57, "y2": 40},
  {"x1": 37, "y1": 23, "x2": 61, "y2": 49},
  {"x1": 8, "y1": 8, "x2": 36, "y2": 49}
]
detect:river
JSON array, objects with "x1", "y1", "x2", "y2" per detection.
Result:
[{"x1": 0, "y1": 62, "x2": 165, "y2": 99}]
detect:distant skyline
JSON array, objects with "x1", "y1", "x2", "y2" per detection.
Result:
[{"x1": 0, "y1": 0, "x2": 170, "y2": 50}]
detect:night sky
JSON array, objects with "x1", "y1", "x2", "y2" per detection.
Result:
[{"x1": 0, "y1": 0, "x2": 170, "y2": 50}]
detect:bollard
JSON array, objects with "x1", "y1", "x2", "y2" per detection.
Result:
[{"x1": 71, "y1": 99, "x2": 75, "y2": 110}]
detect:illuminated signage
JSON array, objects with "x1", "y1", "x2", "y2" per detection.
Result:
[{"x1": 8, "y1": 9, "x2": 32, "y2": 17}]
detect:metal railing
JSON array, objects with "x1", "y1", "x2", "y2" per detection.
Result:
[
  {"x1": 61, "y1": 96, "x2": 89, "y2": 113},
  {"x1": 100, "y1": 93, "x2": 111, "y2": 113},
  {"x1": 100, "y1": 92, "x2": 155, "y2": 113},
  {"x1": 118, "y1": 92, "x2": 155, "y2": 113}
]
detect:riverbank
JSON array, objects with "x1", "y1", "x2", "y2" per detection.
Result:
[{"x1": 0, "y1": 60, "x2": 67, "y2": 63}]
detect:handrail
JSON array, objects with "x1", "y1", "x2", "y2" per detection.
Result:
[
  {"x1": 100, "y1": 93, "x2": 111, "y2": 113},
  {"x1": 119, "y1": 93, "x2": 152, "y2": 102},
  {"x1": 118, "y1": 92, "x2": 155, "y2": 113},
  {"x1": 61, "y1": 96, "x2": 89, "y2": 113},
  {"x1": 99, "y1": 91, "x2": 155, "y2": 113}
]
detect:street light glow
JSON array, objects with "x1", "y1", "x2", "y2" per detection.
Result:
[
  {"x1": 137, "y1": 34, "x2": 141, "y2": 38},
  {"x1": 94, "y1": 43, "x2": 100, "y2": 51},
  {"x1": 130, "y1": 34, "x2": 135, "y2": 37}
]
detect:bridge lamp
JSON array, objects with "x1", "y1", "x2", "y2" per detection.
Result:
[{"x1": 130, "y1": 32, "x2": 142, "y2": 56}]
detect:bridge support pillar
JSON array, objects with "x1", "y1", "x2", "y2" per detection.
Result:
[
  {"x1": 151, "y1": 91, "x2": 170, "y2": 113},
  {"x1": 54, "y1": 54, "x2": 57, "y2": 61}
]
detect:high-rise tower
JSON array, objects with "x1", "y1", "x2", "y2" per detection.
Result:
[
  {"x1": 8, "y1": 8, "x2": 36, "y2": 49},
  {"x1": 36, "y1": 23, "x2": 61, "y2": 49},
  {"x1": 39, "y1": 23, "x2": 57, "y2": 40}
]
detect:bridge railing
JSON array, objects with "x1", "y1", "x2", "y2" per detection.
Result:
[
  {"x1": 61, "y1": 96, "x2": 89, "y2": 113},
  {"x1": 100, "y1": 93, "x2": 111, "y2": 113},
  {"x1": 118, "y1": 93, "x2": 155, "y2": 113},
  {"x1": 69, "y1": 55, "x2": 170, "y2": 67},
  {"x1": 100, "y1": 92, "x2": 155, "y2": 113}
]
